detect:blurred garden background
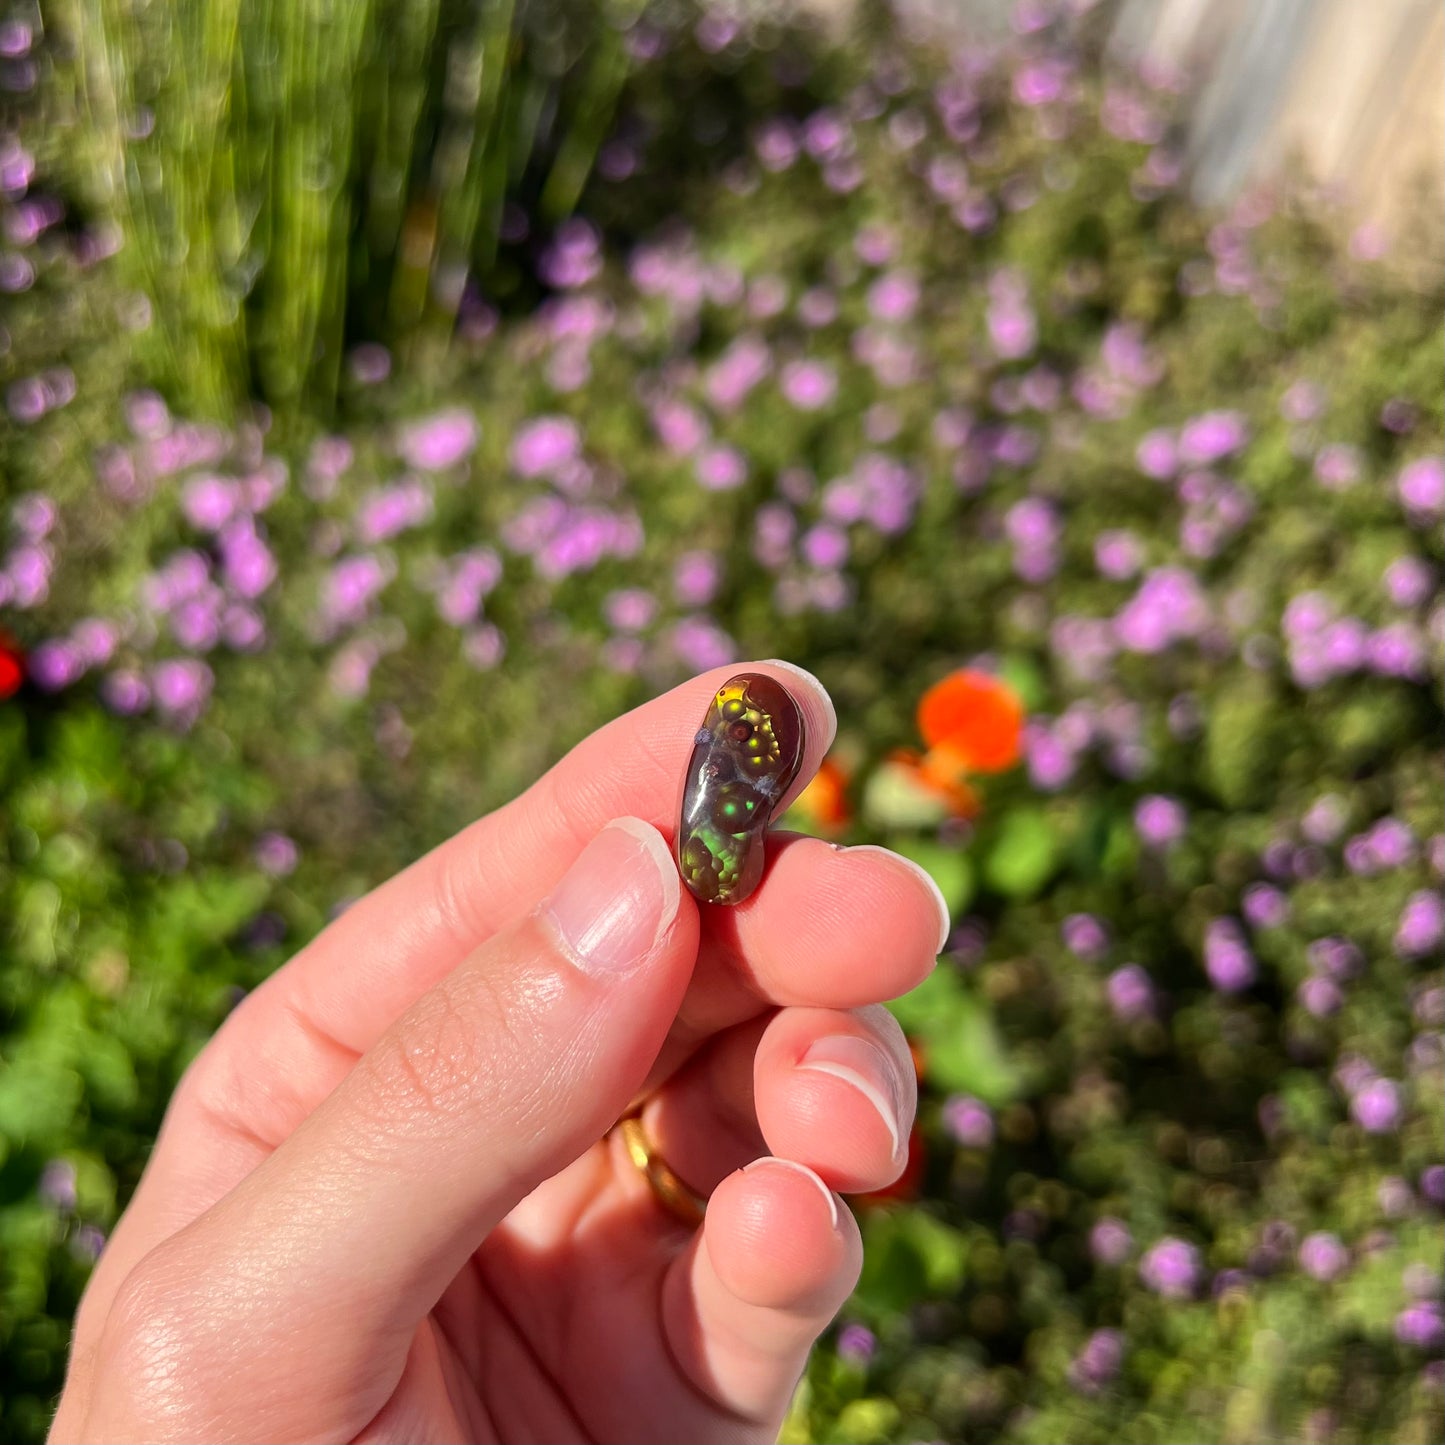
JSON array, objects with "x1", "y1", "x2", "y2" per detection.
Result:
[{"x1": 1, "y1": 0, "x2": 1442, "y2": 1439}]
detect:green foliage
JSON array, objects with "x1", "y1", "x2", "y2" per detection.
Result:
[
  {"x1": 42, "y1": 0, "x2": 640, "y2": 417},
  {"x1": 0, "y1": 5, "x2": 1442, "y2": 1443}
]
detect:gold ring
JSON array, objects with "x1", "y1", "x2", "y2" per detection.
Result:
[{"x1": 617, "y1": 1112, "x2": 708, "y2": 1228}]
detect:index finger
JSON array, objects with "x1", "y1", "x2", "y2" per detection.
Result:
[{"x1": 291, "y1": 659, "x2": 837, "y2": 1040}]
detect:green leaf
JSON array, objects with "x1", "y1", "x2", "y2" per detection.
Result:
[
  {"x1": 983, "y1": 807, "x2": 1057, "y2": 899},
  {"x1": 861, "y1": 760, "x2": 949, "y2": 830},
  {"x1": 887, "y1": 969, "x2": 1022, "y2": 1104},
  {"x1": 887, "y1": 838, "x2": 974, "y2": 916},
  {"x1": 920, "y1": 990, "x2": 1022, "y2": 1104}
]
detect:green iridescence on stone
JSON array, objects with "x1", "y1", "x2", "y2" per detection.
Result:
[{"x1": 675, "y1": 672, "x2": 806, "y2": 905}]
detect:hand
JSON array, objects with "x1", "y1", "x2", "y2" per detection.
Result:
[{"x1": 51, "y1": 662, "x2": 945, "y2": 1444}]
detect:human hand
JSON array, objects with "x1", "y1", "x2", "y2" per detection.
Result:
[{"x1": 50, "y1": 662, "x2": 945, "y2": 1444}]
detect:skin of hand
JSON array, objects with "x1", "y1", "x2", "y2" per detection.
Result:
[{"x1": 50, "y1": 661, "x2": 946, "y2": 1445}]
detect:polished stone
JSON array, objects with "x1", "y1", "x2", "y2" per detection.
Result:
[{"x1": 676, "y1": 672, "x2": 805, "y2": 905}]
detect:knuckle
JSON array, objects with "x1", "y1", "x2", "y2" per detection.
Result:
[
  {"x1": 100, "y1": 1260, "x2": 214, "y2": 1433},
  {"x1": 359, "y1": 972, "x2": 501, "y2": 1127}
]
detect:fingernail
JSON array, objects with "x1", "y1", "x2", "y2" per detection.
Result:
[
  {"x1": 743, "y1": 1156, "x2": 840, "y2": 1230},
  {"x1": 761, "y1": 659, "x2": 837, "y2": 751},
  {"x1": 797, "y1": 1034, "x2": 905, "y2": 1160},
  {"x1": 545, "y1": 817, "x2": 679, "y2": 975},
  {"x1": 844, "y1": 845, "x2": 952, "y2": 954}
]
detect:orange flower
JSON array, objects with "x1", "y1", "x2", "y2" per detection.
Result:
[
  {"x1": 791, "y1": 755, "x2": 852, "y2": 833},
  {"x1": 917, "y1": 669, "x2": 1024, "y2": 773}
]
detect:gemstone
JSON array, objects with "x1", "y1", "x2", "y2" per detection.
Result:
[{"x1": 675, "y1": 672, "x2": 806, "y2": 905}]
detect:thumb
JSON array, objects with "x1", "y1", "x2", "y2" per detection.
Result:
[{"x1": 106, "y1": 819, "x2": 695, "y2": 1436}]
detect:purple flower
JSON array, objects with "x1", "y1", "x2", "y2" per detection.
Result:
[
  {"x1": 695, "y1": 445, "x2": 748, "y2": 492},
  {"x1": 218, "y1": 517, "x2": 277, "y2": 600},
  {"x1": 670, "y1": 616, "x2": 735, "y2": 672},
  {"x1": 1135, "y1": 795, "x2": 1187, "y2": 849},
  {"x1": 1108, "y1": 964, "x2": 1156, "y2": 1021},
  {"x1": 101, "y1": 670, "x2": 150, "y2": 715},
  {"x1": 72, "y1": 620, "x2": 119, "y2": 667},
  {"x1": 538, "y1": 218, "x2": 600, "y2": 289},
  {"x1": 1396, "y1": 1303, "x2": 1445, "y2": 1351},
  {"x1": 511, "y1": 415, "x2": 582, "y2": 477},
  {"x1": 534, "y1": 509, "x2": 640, "y2": 581},
  {"x1": 798, "y1": 287, "x2": 838, "y2": 328},
  {"x1": 1399, "y1": 457, "x2": 1445, "y2": 518},
  {"x1": 320, "y1": 554, "x2": 392, "y2": 634},
  {"x1": 1014, "y1": 57, "x2": 1071, "y2": 107},
  {"x1": 1115, "y1": 567, "x2": 1208, "y2": 653},
  {"x1": 1301, "y1": 795, "x2": 1347, "y2": 844},
  {"x1": 1178, "y1": 411, "x2": 1247, "y2": 465},
  {"x1": 1379, "y1": 1176, "x2": 1415, "y2": 1217},
  {"x1": 1396, "y1": 891, "x2": 1445, "y2": 959},
  {"x1": 673, "y1": 551, "x2": 722, "y2": 608},
  {"x1": 1282, "y1": 591, "x2": 1332, "y2": 640},
  {"x1": 1314, "y1": 443, "x2": 1361, "y2": 490},
  {"x1": 651, "y1": 398, "x2": 708, "y2": 456},
  {"x1": 181, "y1": 475, "x2": 239, "y2": 532},
  {"x1": 747, "y1": 275, "x2": 788, "y2": 321},
  {"x1": 398, "y1": 408, "x2": 478, "y2": 471},
  {"x1": 705, "y1": 334, "x2": 771, "y2": 412},
  {"x1": 1299, "y1": 976, "x2": 1343, "y2": 1017},
  {"x1": 1090, "y1": 1217, "x2": 1133, "y2": 1266},
  {"x1": 38, "y1": 1159, "x2": 77, "y2": 1209},
  {"x1": 987, "y1": 301, "x2": 1036, "y2": 360},
  {"x1": 170, "y1": 590, "x2": 223, "y2": 651},
  {"x1": 752, "y1": 503, "x2": 795, "y2": 569},
  {"x1": 1136, "y1": 430, "x2": 1178, "y2": 479},
  {"x1": 1063, "y1": 913, "x2": 1109, "y2": 961},
  {"x1": 1203, "y1": 918, "x2": 1256, "y2": 993},
  {"x1": 1298, "y1": 1232, "x2": 1349, "y2": 1281},
  {"x1": 1242, "y1": 883, "x2": 1288, "y2": 930},
  {"x1": 11, "y1": 492, "x2": 55, "y2": 537},
  {"x1": 28, "y1": 639, "x2": 84, "y2": 691},
  {"x1": 330, "y1": 641, "x2": 379, "y2": 699},
  {"x1": 1280, "y1": 380, "x2": 1325, "y2": 423},
  {"x1": 1068, "y1": 1329, "x2": 1124, "y2": 1395},
  {"x1": 779, "y1": 359, "x2": 838, "y2": 412},
  {"x1": 71, "y1": 1225, "x2": 106, "y2": 1263},
  {"x1": 307, "y1": 435, "x2": 353, "y2": 488},
  {"x1": 853, "y1": 225, "x2": 896, "y2": 266},
  {"x1": 1000, "y1": 497, "x2": 1057, "y2": 555},
  {"x1": 223, "y1": 606, "x2": 265, "y2": 651},
  {"x1": 836, "y1": 1323, "x2": 876, "y2": 1366},
  {"x1": 1368, "y1": 624, "x2": 1428, "y2": 680},
  {"x1": 1422, "y1": 1166, "x2": 1445, "y2": 1207},
  {"x1": 125, "y1": 389, "x2": 170, "y2": 439},
  {"x1": 604, "y1": 589, "x2": 656, "y2": 633},
  {"x1": 1351, "y1": 1078, "x2": 1402, "y2": 1134},
  {"x1": 254, "y1": 832, "x2": 298, "y2": 877},
  {"x1": 1095, "y1": 530, "x2": 1143, "y2": 580},
  {"x1": 1025, "y1": 724, "x2": 1077, "y2": 791},
  {"x1": 1140, "y1": 1237, "x2": 1204, "y2": 1298},
  {"x1": 433, "y1": 548, "x2": 501, "y2": 628},
  {"x1": 942, "y1": 1094, "x2": 994, "y2": 1148},
  {"x1": 348, "y1": 344, "x2": 391, "y2": 384},
  {"x1": 463, "y1": 624, "x2": 506, "y2": 670},
  {"x1": 355, "y1": 480, "x2": 432, "y2": 545},
  {"x1": 867, "y1": 271, "x2": 920, "y2": 323},
  {"x1": 754, "y1": 120, "x2": 799, "y2": 172},
  {"x1": 151, "y1": 658, "x2": 213, "y2": 725},
  {"x1": 801, "y1": 524, "x2": 849, "y2": 570}
]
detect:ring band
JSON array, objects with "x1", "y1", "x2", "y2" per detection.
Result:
[{"x1": 617, "y1": 1112, "x2": 708, "y2": 1228}]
